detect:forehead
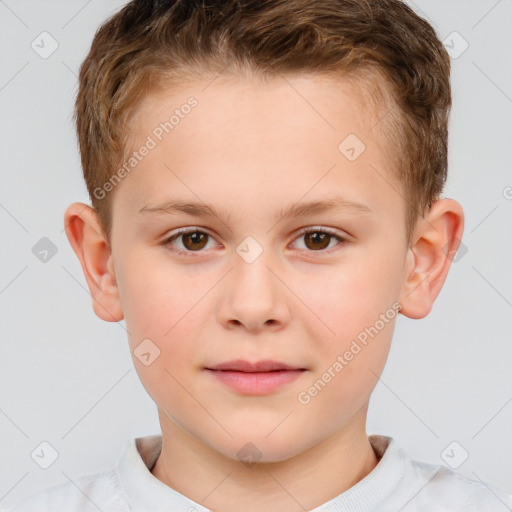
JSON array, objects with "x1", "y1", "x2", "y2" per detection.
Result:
[
  {"x1": 129, "y1": 72, "x2": 384, "y2": 147},
  {"x1": 116, "y1": 73, "x2": 402, "y2": 225}
]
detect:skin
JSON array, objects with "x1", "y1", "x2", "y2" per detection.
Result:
[{"x1": 64, "y1": 73, "x2": 464, "y2": 512}]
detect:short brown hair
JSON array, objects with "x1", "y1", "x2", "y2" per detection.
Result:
[{"x1": 75, "y1": 0, "x2": 451, "y2": 247}]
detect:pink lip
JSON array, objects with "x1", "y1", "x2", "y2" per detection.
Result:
[{"x1": 205, "y1": 359, "x2": 306, "y2": 395}]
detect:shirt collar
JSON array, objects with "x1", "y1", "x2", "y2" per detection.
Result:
[
  {"x1": 116, "y1": 434, "x2": 405, "y2": 511},
  {"x1": 116, "y1": 434, "x2": 210, "y2": 511},
  {"x1": 310, "y1": 435, "x2": 405, "y2": 511}
]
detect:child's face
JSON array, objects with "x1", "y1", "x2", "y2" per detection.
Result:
[{"x1": 104, "y1": 74, "x2": 413, "y2": 461}]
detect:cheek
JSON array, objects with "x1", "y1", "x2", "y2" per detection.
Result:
[
  {"x1": 294, "y1": 258, "x2": 398, "y2": 338},
  {"x1": 299, "y1": 314, "x2": 395, "y2": 426},
  {"x1": 116, "y1": 258, "x2": 208, "y2": 373},
  {"x1": 116, "y1": 253, "x2": 190, "y2": 342},
  {"x1": 293, "y1": 254, "x2": 399, "y2": 384},
  {"x1": 125, "y1": 301, "x2": 201, "y2": 408}
]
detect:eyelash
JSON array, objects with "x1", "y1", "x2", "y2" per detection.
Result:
[{"x1": 162, "y1": 227, "x2": 348, "y2": 257}]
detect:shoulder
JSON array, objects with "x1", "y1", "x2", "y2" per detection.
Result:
[
  {"x1": 402, "y1": 457, "x2": 512, "y2": 511},
  {"x1": 3, "y1": 469, "x2": 128, "y2": 512},
  {"x1": 371, "y1": 436, "x2": 512, "y2": 511}
]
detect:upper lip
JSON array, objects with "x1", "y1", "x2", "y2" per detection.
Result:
[{"x1": 206, "y1": 359, "x2": 305, "y2": 372}]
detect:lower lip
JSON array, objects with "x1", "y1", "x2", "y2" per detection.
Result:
[{"x1": 205, "y1": 369, "x2": 305, "y2": 395}]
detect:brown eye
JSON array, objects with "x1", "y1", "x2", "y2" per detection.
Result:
[
  {"x1": 181, "y1": 231, "x2": 209, "y2": 251},
  {"x1": 303, "y1": 231, "x2": 332, "y2": 250},
  {"x1": 164, "y1": 229, "x2": 216, "y2": 255},
  {"x1": 292, "y1": 228, "x2": 347, "y2": 253},
  {"x1": 164, "y1": 227, "x2": 346, "y2": 257}
]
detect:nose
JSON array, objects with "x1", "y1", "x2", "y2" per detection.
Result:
[{"x1": 217, "y1": 248, "x2": 291, "y2": 333}]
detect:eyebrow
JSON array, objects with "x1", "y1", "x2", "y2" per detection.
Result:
[{"x1": 138, "y1": 196, "x2": 374, "y2": 223}]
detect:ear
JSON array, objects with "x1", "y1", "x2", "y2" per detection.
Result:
[
  {"x1": 399, "y1": 198, "x2": 464, "y2": 319},
  {"x1": 63, "y1": 202, "x2": 124, "y2": 322}
]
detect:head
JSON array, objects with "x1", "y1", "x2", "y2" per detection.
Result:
[{"x1": 65, "y1": 0, "x2": 464, "y2": 463}]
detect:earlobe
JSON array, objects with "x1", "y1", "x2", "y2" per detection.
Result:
[
  {"x1": 63, "y1": 202, "x2": 124, "y2": 322},
  {"x1": 399, "y1": 198, "x2": 464, "y2": 319}
]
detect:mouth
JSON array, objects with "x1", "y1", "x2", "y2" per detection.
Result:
[
  {"x1": 204, "y1": 359, "x2": 307, "y2": 395},
  {"x1": 205, "y1": 359, "x2": 306, "y2": 372}
]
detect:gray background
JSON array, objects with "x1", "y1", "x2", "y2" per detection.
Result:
[{"x1": 1, "y1": 0, "x2": 511, "y2": 508}]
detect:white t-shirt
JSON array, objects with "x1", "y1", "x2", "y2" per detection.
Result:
[{"x1": 4, "y1": 434, "x2": 512, "y2": 511}]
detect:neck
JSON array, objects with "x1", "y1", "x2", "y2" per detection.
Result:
[{"x1": 150, "y1": 408, "x2": 379, "y2": 512}]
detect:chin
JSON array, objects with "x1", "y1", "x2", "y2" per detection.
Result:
[{"x1": 212, "y1": 433, "x2": 306, "y2": 465}]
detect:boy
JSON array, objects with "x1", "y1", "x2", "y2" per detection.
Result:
[{"x1": 6, "y1": 0, "x2": 512, "y2": 510}]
